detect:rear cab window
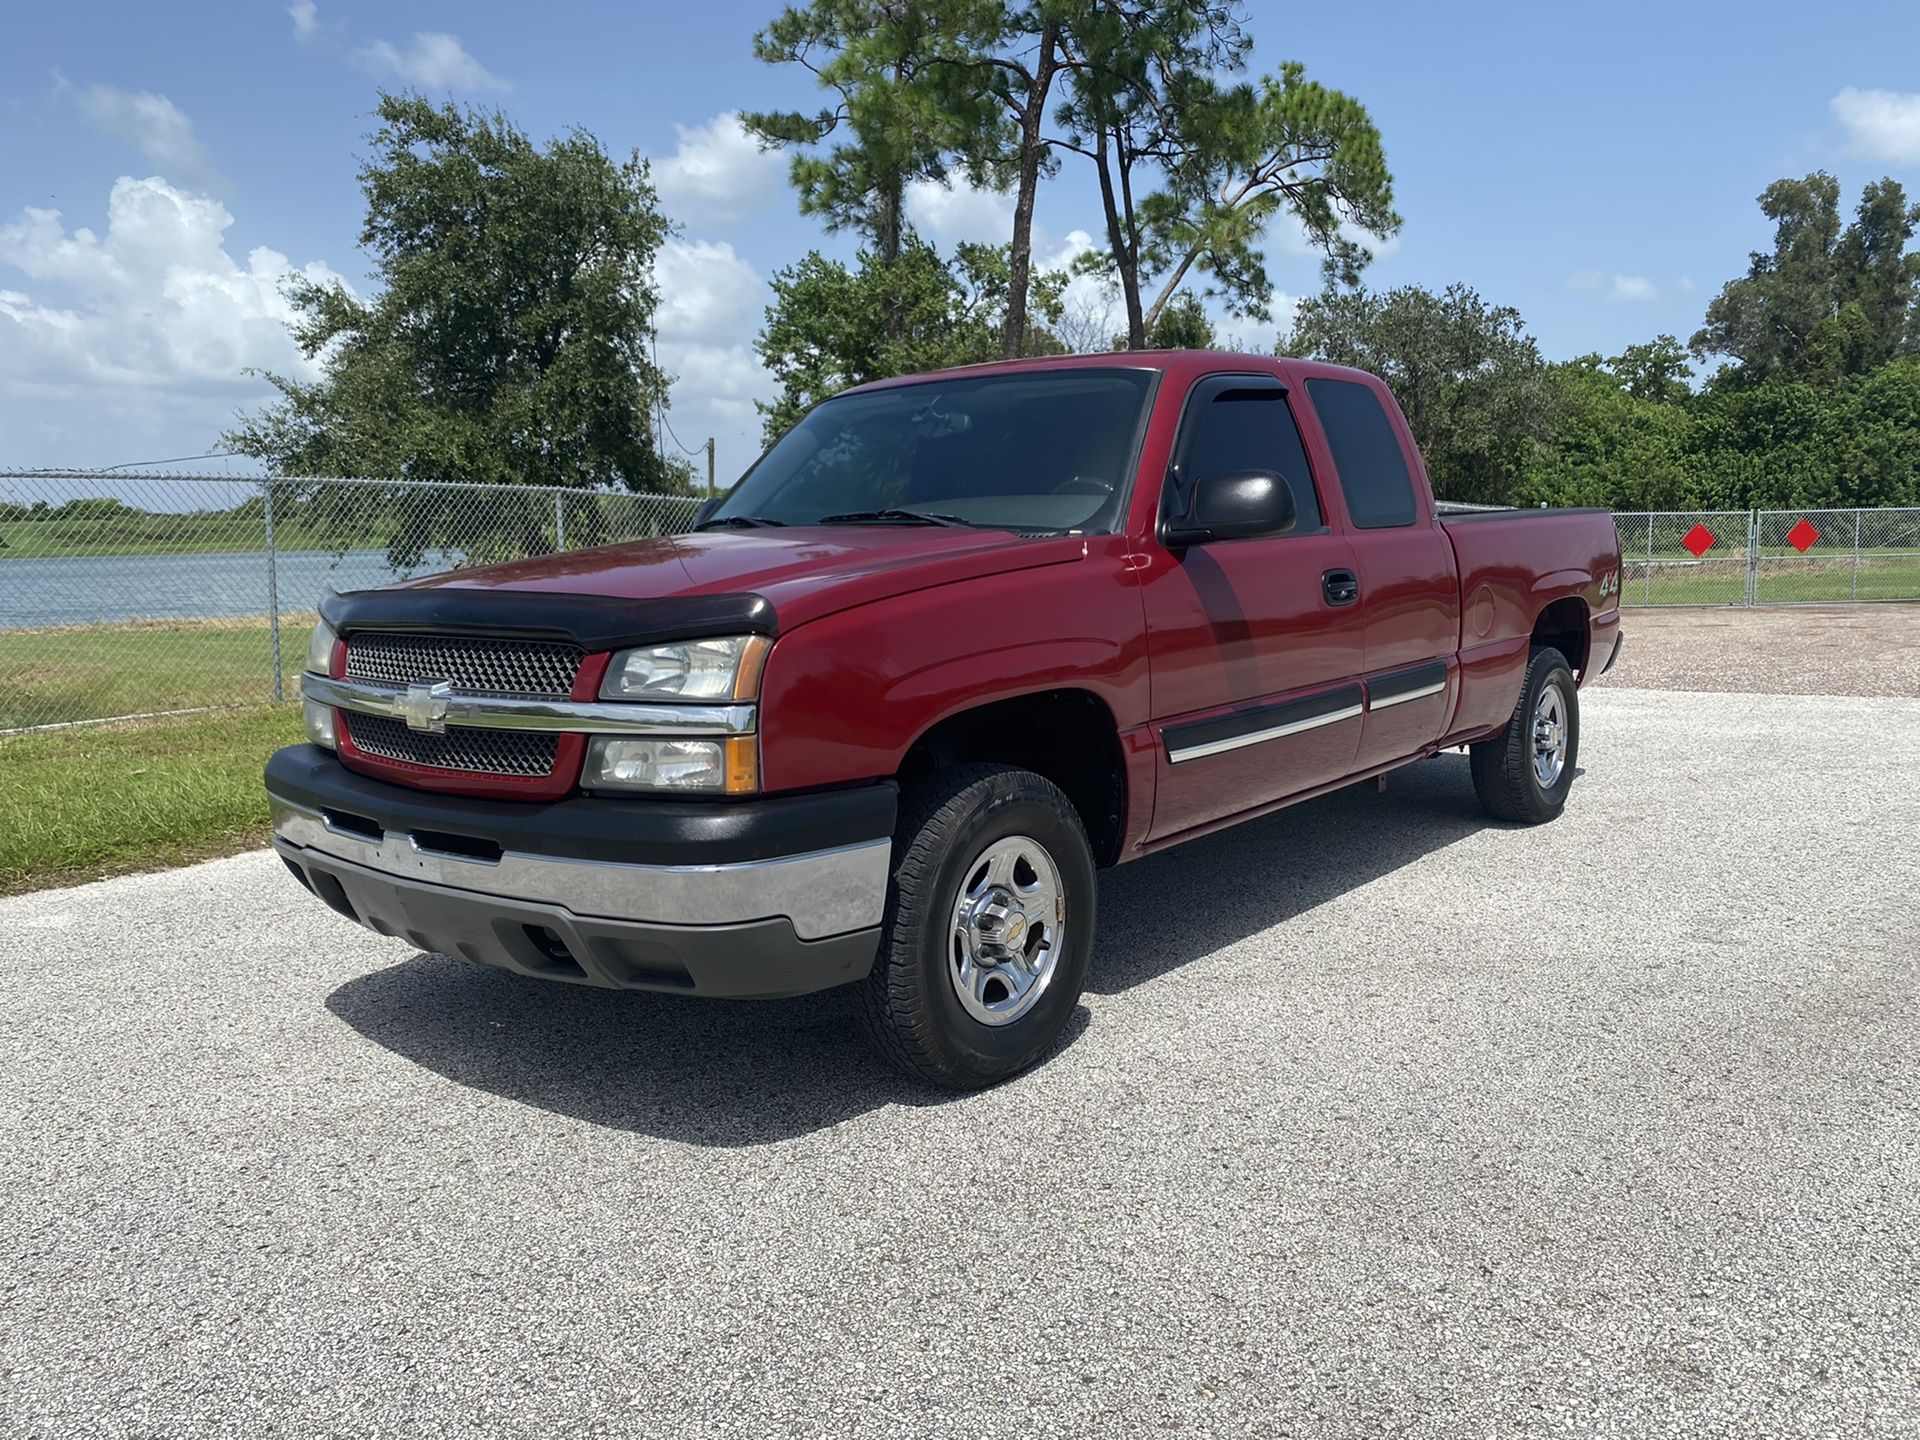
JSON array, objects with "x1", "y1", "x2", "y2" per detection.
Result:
[{"x1": 1306, "y1": 378, "x2": 1420, "y2": 529}]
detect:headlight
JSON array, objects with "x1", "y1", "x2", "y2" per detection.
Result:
[
  {"x1": 583, "y1": 735, "x2": 759, "y2": 794},
  {"x1": 305, "y1": 619, "x2": 338, "y2": 677},
  {"x1": 600, "y1": 635, "x2": 769, "y2": 702},
  {"x1": 303, "y1": 698, "x2": 337, "y2": 749}
]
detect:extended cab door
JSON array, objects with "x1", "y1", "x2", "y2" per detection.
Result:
[
  {"x1": 1138, "y1": 373, "x2": 1366, "y2": 841},
  {"x1": 1298, "y1": 375, "x2": 1462, "y2": 773}
]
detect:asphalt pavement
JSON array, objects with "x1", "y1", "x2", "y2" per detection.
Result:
[{"x1": 3, "y1": 684, "x2": 1916, "y2": 1438}]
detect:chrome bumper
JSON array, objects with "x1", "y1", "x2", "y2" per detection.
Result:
[{"x1": 270, "y1": 799, "x2": 889, "y2": 942}]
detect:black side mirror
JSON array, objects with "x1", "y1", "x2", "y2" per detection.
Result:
[
  {"x1": 692, "y1": 497, "x2": 721, "y2": 527},
  {"x1": 1162, "y1": 469, "x2": 1298, "y2": 547}
]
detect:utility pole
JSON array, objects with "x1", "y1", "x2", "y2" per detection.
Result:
[{"x1": 705, "y1": 437, "x2": 716, "y2": 498}]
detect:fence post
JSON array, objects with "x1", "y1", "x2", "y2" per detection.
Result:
[
  {"x1": 1644, "y1": 514, "x2": 1653, "y2": 606},
  {"x1": 1853, "y1": 509, "x2": 1862, "y2": 601},
  {"x1": 554, "y1": 490, "x2": 566, "y2": 551},
  {"x1": 1745, "y1": 509, "x2": 1760, "y2": 605},
  {"x1": 265, "y1": 483, "x2": 283, "y2": 701}
]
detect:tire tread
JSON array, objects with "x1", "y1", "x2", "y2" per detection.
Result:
[
  {"x1": 1469, "y1": 647, "x2": 1577, "y2": 825},
  {"x1": 854, "y1": 764, "x2": 1091, "y2": 1089}
]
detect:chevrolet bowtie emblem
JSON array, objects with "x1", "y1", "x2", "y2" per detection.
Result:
[{"x1": 401, "y1": 679, "x2": 454, "y2": 734}]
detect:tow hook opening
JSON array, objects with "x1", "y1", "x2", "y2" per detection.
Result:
[
  {"x1": 411, "y1": 829, "x2": 504, "y2": 864},
  {"x1": 320, "y1": 807, "x2": 382, "y2": 843},
  {"x1": 522, "y1": 925, "x2": 587, "y2": 979}
]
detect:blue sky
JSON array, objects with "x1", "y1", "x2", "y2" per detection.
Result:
[{"x1": 4, "y1": 0, "x2": 1919, "y2": 481}]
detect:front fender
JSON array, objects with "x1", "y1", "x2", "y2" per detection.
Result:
[{"x1": 755, "y1": 541, "x2": 1151, "y2": 793}]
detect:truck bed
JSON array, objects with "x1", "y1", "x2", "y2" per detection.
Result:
[{"x1": 1437, "y1": 503, "x2": 1624, "y2": 739}]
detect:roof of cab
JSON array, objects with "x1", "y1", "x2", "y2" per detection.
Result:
[{"x1": 838, "y1": 348, "x2": 1385, "y2": 395}]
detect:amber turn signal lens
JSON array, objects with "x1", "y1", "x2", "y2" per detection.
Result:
[
  {"x1": 724, "y1": 735, "x2": 759, "y2": 794},
  {"x1": 732, "y1": 635, "x2": 773, "y2": 701}
]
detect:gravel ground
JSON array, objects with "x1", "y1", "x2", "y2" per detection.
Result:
[
  {"x1": 4, "y1": 683, "x2": 1916, "y2": 1437},
  {"x1": 1601, "y1": 604, "x2": 1920, "y2": 696}
]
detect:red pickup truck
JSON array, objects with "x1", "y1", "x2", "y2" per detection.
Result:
[{"x1": 268, "y1": 351, "x2": 1623, "y2": 1088}]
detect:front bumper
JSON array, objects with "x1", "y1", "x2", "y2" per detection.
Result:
[{"x1": 265, "y1": 746, "x2": 894, "y2": 998}]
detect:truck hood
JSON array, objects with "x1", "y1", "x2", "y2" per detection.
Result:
[{"x1": 398, "y1": 526, "x2": 1089, "y2": 633}]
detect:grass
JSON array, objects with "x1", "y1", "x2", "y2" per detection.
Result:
[
  {"x1": 0, "y1": 519, "x2": 359, "y2": 558},
  {"x1": 1, "y1": 548, "x2": 1914, "y2": 898},
  {"x1": 0, "y1": 618, "x2": 311, "y2": 730},
  {"x1": 1626, "y1": 553, "x2": 1920, "y2": 605},
  {"x1": 0, "y1": 705, "x2": 303, "y2": 896}
]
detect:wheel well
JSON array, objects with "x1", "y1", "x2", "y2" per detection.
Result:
[
  {"x1": 1531, "y1": 596, "x2": 1590, "y2": 675},
  {"x1": 898, "y1": 690, "x2": 1127, "y2": 867}
]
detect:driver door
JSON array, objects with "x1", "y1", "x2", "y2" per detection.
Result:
[{"x1": 1139, "y1": 374, "x2": 1366, "y2": 840}]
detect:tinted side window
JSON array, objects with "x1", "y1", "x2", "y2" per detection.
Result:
[
  {"x1": 1306, "y1": 378, "x2": 1418, "y2": 529},
  {"x1": 1179, "y1": 389, "x2": 1324, "y2": 532}
]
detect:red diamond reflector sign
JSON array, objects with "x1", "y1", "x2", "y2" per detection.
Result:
[
  {"x1": 1786, "y1": 518, "x2": 1820, "y2": 553},
  {"x1": 1681, "y1": 523, "x2": 1716, "y2": 558}
]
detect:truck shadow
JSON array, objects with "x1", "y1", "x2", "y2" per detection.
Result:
[
  {"x1": 325, "y1": 754, "x2": 1493, "y2": 1147},
  {"x1": 1088, "y1": 753, "x2": 1496, "y2": 994}
]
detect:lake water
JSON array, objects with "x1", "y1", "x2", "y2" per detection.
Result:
[{"x1": 0, "y1": 549, "x2": 458, "y2": 630}]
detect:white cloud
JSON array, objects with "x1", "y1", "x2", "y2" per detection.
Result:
[
  {"x1": 1568, "y1": 269, "x2": 1661, "y2": 304},
  {"x1": 354, "y1": 33, "x2": 509, "y2": 92},
  {"x1": 654, "y1": 238, "x2": 763, "y2": 342},
  {"x1": 1266, "y1": 290, "x2": 1302, "y2": 343},
  {"x1": 648, "y1": 237, "x2": 775, "y2": 478},
  {"x1": 662, "y1": 341, "x2": 772, "y2": 432},
  {"x1": 288, "y1": 0, "x2": 318, "y2": 42},
  {"x1": 905, "y1": 179, "x2": 1013, "y2": 244},
  {"x1": 1832, "y1": 87, "x2": 1920, "y2": 164},
  {"x1": 1034, "y1": 228, "x2": 1117, "y2": 352},
  {"x1": 0, "y1": 176, "x2": 348, "y2": 462},
  {"x1": 652, "y1": 113, "x2": 785, "y2": 228},
  {"x1": 66, "y1": 82, "x2": 216, "y2": 187}
]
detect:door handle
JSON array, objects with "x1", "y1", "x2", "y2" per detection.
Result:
[{"x1": 1322, "y1": 568, "x2": 1359, "y2": 606}]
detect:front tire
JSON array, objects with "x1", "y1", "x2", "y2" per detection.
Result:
[
  {"x1": 856, "y1": 765, "x2": 1096, "y2": 1090},
  {"x1": 1469, "y1": 646, "x2": 1579, "y2": 824}
]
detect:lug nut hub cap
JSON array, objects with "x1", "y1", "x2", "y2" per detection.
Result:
[{"x1": 948, "y1": 835, "x2": 1065, "y2": 1027}]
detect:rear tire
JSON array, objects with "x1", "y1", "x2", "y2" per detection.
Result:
[
  {"x1": 1469, "y1": 647, "x2": 1579, "y2": 824},
  {"x1": 856, "y1": 765, "x2": 1096, "y2": 1090}
]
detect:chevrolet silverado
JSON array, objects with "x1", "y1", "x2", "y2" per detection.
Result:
[{"x1": 267, "y1": 351, "x2": 1624, "y2": 1088}]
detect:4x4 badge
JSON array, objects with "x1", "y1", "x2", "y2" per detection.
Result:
[{"x1": 401, "y1": 680, "x2": 454, "y2": 734}]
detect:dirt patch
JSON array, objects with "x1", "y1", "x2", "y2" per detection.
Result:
[{"x1": 1597, "y1": 604, "x2": 1920, "y2": 697}]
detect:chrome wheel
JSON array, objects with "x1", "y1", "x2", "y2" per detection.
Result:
[
  {"x1": 1532, "y1": 685, "x2": 1568, "y2": 789},
  {"x1": 948, "y1": 834, "x2": 1066, "y2": 1027}
]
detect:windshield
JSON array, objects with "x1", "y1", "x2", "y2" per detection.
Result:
[{"x1": 710, "y1": 368, "x2": 1156, "y2": 533}]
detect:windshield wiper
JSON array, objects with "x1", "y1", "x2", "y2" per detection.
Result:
[
  {"x1": 693, "y1": 514, "x2": 789, "y2": 531},
  {"x1": 815, "y1": 508, "x2": 973, "y2": 528}
]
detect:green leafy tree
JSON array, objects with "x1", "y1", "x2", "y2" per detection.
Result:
[
  {"x1": 1523, "y1": 352, "x2": 1920, "y2": 513},
  {"x1": 1606, "y1": 334, "x2": 1692, "y2": 403},
  {"x1": 225, "y1": 94, "x2": 686, "y2": 562},
  {"x1": 1287, "y1": 282, "x2": 1556, "y2": 505},
  {"x1": 1691, "y1": 173, "x2": 1920, "y2": 386},
  {"x1": 744, "y1": 0, "x2": 1005, "y2": 336},
  {"x1": 1057, "y1": 7, "x2": 1396, "y2": 348},
  {"x1": 1135, "y1": 63, "x2": 1398, "y2": 331},
  {"x1": 1138, "y1": 289, "x2": 1214, "y2": 348},
  {"x1": 757, "y1": 237, "x2": 1065, "y2": 437},
  {"x1": 1520, "y1": 357, "x2": 1703, "y2": 510},
  {"x1": 1052, "y1": 1, "x2": 1240, "y2": 348}
]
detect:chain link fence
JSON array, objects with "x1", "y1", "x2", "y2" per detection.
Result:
[
  {"x1": 0, "y1": 472, "x2": 703, "y2": 732},
  {"x1": 5, "y1": 472, "x2": 1918, "y2": 732},
  {"x1": 1614, "y1": 508, "x2": 1920, "y2": 606}
]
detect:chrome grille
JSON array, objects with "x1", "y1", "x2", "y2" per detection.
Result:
[
  {"x1": 344, "y1": 633, "x2": 583, "y2": 697},
  {"x1": 345, "y1": 714, "x2": 559, "y2": 777}
]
